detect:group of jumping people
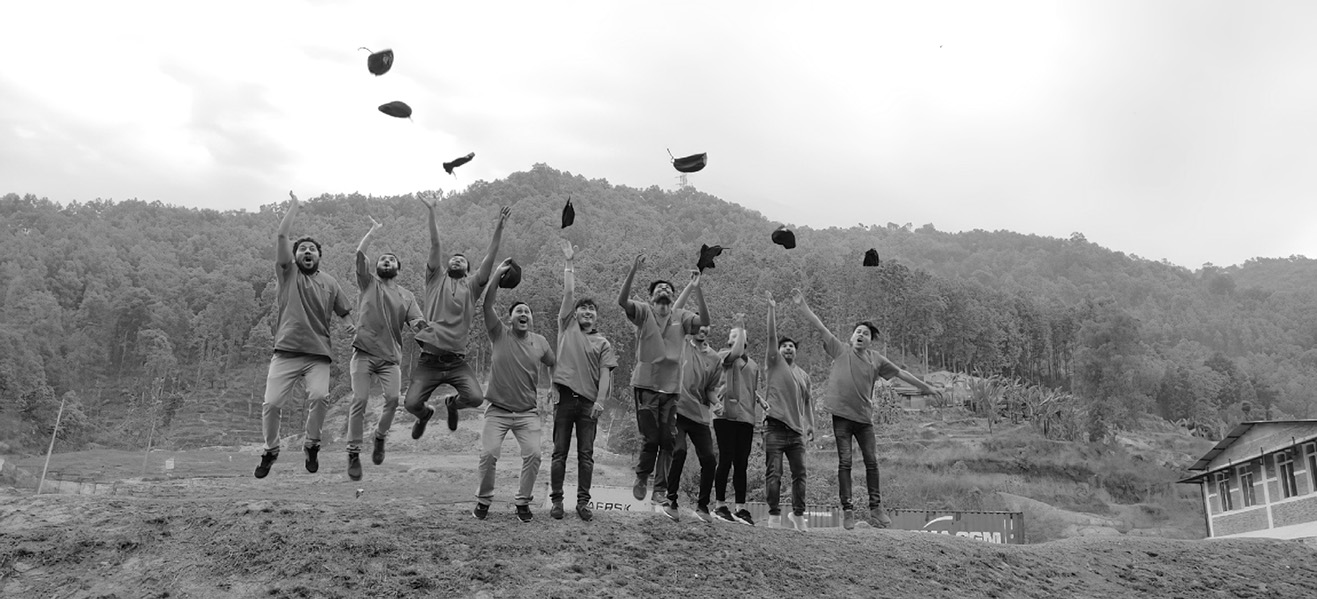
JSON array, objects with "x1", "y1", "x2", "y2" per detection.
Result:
[{"x1": 254, "y1": 191, "x2": 941, "y2": 530}]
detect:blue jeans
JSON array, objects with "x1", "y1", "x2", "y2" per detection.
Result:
[
  {"x1": 476, "y1": 405, "x2": 542, "y2": 506},
  {"x1": 833, "y1": 415, "x2": 881, "y2": 511},
  {"x1": 667, "y1": 415, "x2": 716, "y2": 509},
  {"x1": 404, "y1": 351, "x2": 486, "y2": 418},
  {"x1": 550, "y1": 384, "x2": 598, "y2": 505},
  {"x1": 633, "y1": 388, "x2": 677, "y2": 496},
  {"x1": 764, "y1": 418, "x2": 807, "y2": 517}
]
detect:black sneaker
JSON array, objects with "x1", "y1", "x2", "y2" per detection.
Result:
[
  {"x1": 714, "y1": 505, "x2": 736, "y2": 523},
  {"x1": 445, "y1": 394, "x2": 459, "y2": 431},
  {"x1": 347, "y1": 452, "x2": 362, "y2": 481},
  {"x1": 516, "y1": 505, "x2": 534, "y2": 523},
  {"x1": 412, "y1": 406, "x2": 434, "y2": 440},
  {"x1": 254, "y1": 450, "x2": 278, "y2": 479},
  {"x1": 870, "y1": 506, "x2": 892, "y2": 528},
  {"x1": 473, "y1": 502, "x2": 490, "y2": 520},
  {"x1": 695, "y1": 505, "x2": 715, "y2": 523},
  {"x1": 371, "y1": 436, "x2": 386, "y2": 465},
  {"x1": 304, "y1": 445, "x2": 320, "y2": 473},
  {"x1": 576, "y1": 504, "x2": 594, "y2": 522},
  {"x1": 550, "y1": 502, "x2": 565, "y2": 520},
  {"x1": 632, "y1": 476, "x2": 647, "y2": 501},
  {"x1": 733, "y1": 509, "x2": 755, "y2": 526}
]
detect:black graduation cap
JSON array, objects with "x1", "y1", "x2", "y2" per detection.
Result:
[
  {"x1": 378, "y1": 101, "x2": 412, "y2": 119},
  {"x1": 444, "y1": 152, "x2": 475, "y2": 175},
  {"x1": 498, "y1": 258, "x2": 522, "y2": 289},
  {"x1": 697, "y1": 244, "x2": 728, "y2": 272},
  {"x1": 561, "y1": 197, "x2": 575, "y2": 229},
  {"x1": 359, "y1": 47, "x2": 394, "y2": 76},
  {"x1": 863, "y1": 249, "x2": 880, "y2": 267},
  {"x1": 671, "y1": 152, "x2": 708, "y2": 173},
  {"x1": 771, "y1": 226, "x2": 796, "y2": 250}
]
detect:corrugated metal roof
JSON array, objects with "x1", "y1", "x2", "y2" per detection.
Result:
[{"x1": 1179, "y1": 420, "x2": 1317, "y2": 483}]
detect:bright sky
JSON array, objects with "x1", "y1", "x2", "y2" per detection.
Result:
[{"x1": 3, "y1": 0, "x2": 1314, "y2": 269}]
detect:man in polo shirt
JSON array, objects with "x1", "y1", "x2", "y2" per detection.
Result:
[
  {"x1": 404, "y1": 197, "x2": 510, "y2": 439},
  {"x1": 616, "y1": 256, "x2": 709, "y2": 502},
  {"x1": 254, "y1": 191, "x2": 352, "y2": 479},
  {"x1": 472, "y1": 258, "x2": 556, "y2": 523},
  {"x1": 661, "y1": 296, "x2": 724, "y2": 523},
  {"x1": 763, "y1": 291, "x2": 813, "y2": 531},
  {"x1": 791, "y1": 288, "x2": 941, "y2": 530},
  {"x1": 344, "y1": 216, "x2": 425, "y2": 480},
  {"x1": 550, "y1": 239, "x2": 618, "y2": 521},
  {"x1": 712, "y1": 314, "x2": 762, "y2": 526}
]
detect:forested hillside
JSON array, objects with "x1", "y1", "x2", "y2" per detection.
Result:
[{"x1": 2, "y1": 164, "x2": 1314, "y2": 451}]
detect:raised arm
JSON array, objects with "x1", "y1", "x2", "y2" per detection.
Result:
[
  {"x1": 673, "y1": 270, "x2": 710, "y2": 327},
  {"x1": 791, "y1": 288, "x2": 829, "y2": 337},
  {"x1": 356, "y1": 216, "x2": 381, "y2": 289},
  {"x1": 421, "y1": 194, "x2": 443, "y2": 274},
  {"x1": 765, "y1": 291, "x2": 780, "y2": 367},
  {"x1": 275, "y1": 191, "x2": 300, "y2": 269},
  {"x1": 674, "y1": 270, "x2": 697, "y2": 310},
  {"x1": 482, "y1": 258, "x2": 514, "y2": 337},
  {"x1": 473, "y1": 207, "x2": 511, "y2": 291},
  {"x1": 616, "y1": 254, "x2": 644, "y2": 320},
  {"x1": 559, "y1": 239, "x2": 576, "y2": 322},
  {"x1": 692, "y1": 281, "x2": 711, "y2": 328}
]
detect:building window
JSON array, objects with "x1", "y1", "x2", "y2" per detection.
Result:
[
  {"x1": 1278, "y1": 451, "x2": 1299, "y2": 498},
  {"x1": 1306, "y1": 443, "x2": 1317, "y2": 494},
  {"x1": 1216, "y1": 471, "x2": 1233, "y2": 511},
  {"x1": 1238, "y1": 464, "x2": 1257, "y2": 507}
]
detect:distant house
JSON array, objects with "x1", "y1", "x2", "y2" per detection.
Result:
[{"x1": 1180, "y1": 420, "x2": 1317, "y2": 539}]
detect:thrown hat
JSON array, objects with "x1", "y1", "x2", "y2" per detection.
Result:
[
  {"x1": 561, "y1": 197, "x2": 575, "y2": 229},
  {"x1": 771, "y1": 226, "x2": 796, "y2": 249},
  {"x1": 672, "y1": 152, "x2": 708, "y2": 173},
  {"x1": 863, "y1": 248, "x2": 880, "y2": 267},
  {"x1": 378, "y1": 101, "x2": 412, "y2": 119},
  {"x1": 360, "y1": 47, "x2": 394, "y2": 76},
  {"x1": 498, "y1": 258, "x2": 522, "y2": 289},
  {"x1": 443, "y1": 152, "x2": 475, "y2": 175},
  {"x1": 697, "y1": 244, "x2": 728, "y2": 272}
]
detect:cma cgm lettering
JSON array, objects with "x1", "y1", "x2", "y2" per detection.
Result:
[{"x1": 917, "y1": 529, "x2": 1005, "y2": 543}]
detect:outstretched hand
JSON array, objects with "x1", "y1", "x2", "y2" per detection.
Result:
[
  {"x1": 368, "y1": 216, "x2": 382, "y2": 231},
  {"x1": 495, "y1": 257, "x2": 514, "y2": 275},
  {"x1": 765, "y1": 290, "x2": 776, "y2": 308},
  {"x1": 288, "y1": 190, "x2": 299, "y2": 203},
  {"x1": 632, "y1": 254, "x2": 646, "y2": 270},
  {"x1": 790, "y1": 288, "x2": 806, "y2": 306},
  {"x1": 418, "y1": 193, "x2": 438, "y2": 210},
  {"x1": 560, "y1": 238, "x2": 575, "y2": 260},
  {"x1": 687, "y1": 269, "x2": 702, "y2": 288},
  {"x1": 496, "y1": 206, "x2": 512, "y2": 226}
]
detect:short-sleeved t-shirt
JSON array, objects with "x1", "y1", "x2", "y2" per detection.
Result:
[
  {"x1": 414, "y1": 268, "x2": 484, "y2": 355},
  {"x1": 484, "y1": 322, "x2": 553, "y2": 413},
  {"x1": 675, "y1": 341, "x2": 723, "y2": 425},
  {"x1": 552, "y1": 312, "x2": 618, "y2": 401},
  {"x1": 717, "y1": 356, "x2": 760, "y2": 426},
  {"x1": 765, "y1": 354, "x2": 812, "y2": 436},
  {"x1": 272, "y1": 264, "x2": 350, "y2": 360},
  {"x1": 351, "y1": 252, "x2": 422, "y2": 364},
  {"x1": 626, "y1": 302, "x2": 700, "y2": 394},
  {"x1": 819, "y1": 334, "x2": 900, "y2": 424}
]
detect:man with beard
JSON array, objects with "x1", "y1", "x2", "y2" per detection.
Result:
[
  {"x1": 712, "y1": 313, "x2": 762, "y2": 526},
  {"x1": 762, "y1": 291, "x2": 813, "y2": 531},
  {"x1": 254, "y1": 191, "x2": 352, "y2": 479},
  {"x1": 472, "y1": 258, "x2": 556, "y2": 523},
  {"x1": 617, "y1": 256, "x2": 709, "y2": 502},
  {"x1": 344, "y1": 216, "x2": 424, "y2": 479},
  {"x1": 404, "y1": 197, "x2": 510, "y2": 439},
  {"x1": 549, "y1": 239, "x2": 617, "y2": 521},
  {"x1": 791, "y1": 288, "x2": 941, "y2": 530}
]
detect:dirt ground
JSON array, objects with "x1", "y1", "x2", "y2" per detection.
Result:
[{"x1": 3, "y1": 444, "x2": 1317, "y2": 599}]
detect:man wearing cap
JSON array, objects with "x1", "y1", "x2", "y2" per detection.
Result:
[
  {"x1": 712, "y1": 313, "x2": 761, "y2": 526},
  {"x1": 763, "y1": 291, "x2": 813, "y2": 531},
  {"x1": 617, "y1": 256, "x2": 710, "y2": 502},
  {"x1": 661, "y1": 277, "x2": 723, "y2": 523},
  {"x1": 472, "y1": 258, "x2": 556, "y2": 523},
  {"x1": 254, "y1": 191, "x2": 352, "y2": 479},
  {"x1": 344, "y1": 216, "x2": 425, "y2": 479},
  {"x1": 548, "y1": 239, "x2": 617, "y2": 521},
  {"x1": 790, "y1": 288, "x2": 940, "y2": 530},
  {"x1": 404, "y1": 198, "x2": 510, "y2": 439}
]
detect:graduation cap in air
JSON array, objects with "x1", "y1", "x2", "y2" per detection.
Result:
[
  {"x1": 561, "y1": 197, "x2": 575, "y2": 229},
  {"x1": 771, "y1": 226, "x2": 796, "y2": 249},
  {"x1": 498, "y1": 258, "x2": 522, "y2": 289},
  {"x1": 378, "y1": 101, "x2": 412, "y2": 119},
  {"x1": 359, "y1": 47, "x2": 394, "y2": 76},
  {"x1": 669, "y1": 149, "x2": 708, "y2": 173},
  {"x1": 697, "y1": 244, "x2": 728, "y2": 272},
  {"x1": 863, "y1": 248, "x2": 881, "y2": 267},
  {"x1": 444, "y1": 152, "x2": 475, "y2": 175}
]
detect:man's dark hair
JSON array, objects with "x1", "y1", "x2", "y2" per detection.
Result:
[
  {"x1": 853, "y1": 321, "x2": 881, "y2": 339},
  {"x1": 648, "y1": 280, "x2": 675, "y2": 295},
  {"x1": 507, "y1": 301, "x2": 530, "y2": 316},
  {"x1": 778, "y1": 336, "x2": 798, "y2": 348},
  {"x1": 574, "y1": 297, "x2": 598, "y2": 311},
  {"x1": 292, "y1": 237, "x2": 322, "y2": 256}
]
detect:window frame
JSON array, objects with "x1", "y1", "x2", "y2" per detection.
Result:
[
  {"x1": 1238, "y1": 463, "x2": 1257, "y2": 507},
  {"x1": 1278, "y1": 451, "x2": 1299, "y2": 499},
  {"x1": 1216, "y1": 470, "x2": 1234, "y2": 512}
]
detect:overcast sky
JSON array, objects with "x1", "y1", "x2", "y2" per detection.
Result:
[{"x1": 3, "y1": 1, "x2": 1314, "y2": 269}]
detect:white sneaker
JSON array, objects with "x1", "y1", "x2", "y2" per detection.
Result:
[
  {"x1": 787, "y1": 512, "x2": 809, "y2": 532},
  {"x1": 766, "y1": 514, "x2": 782, "y2": 529}
]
